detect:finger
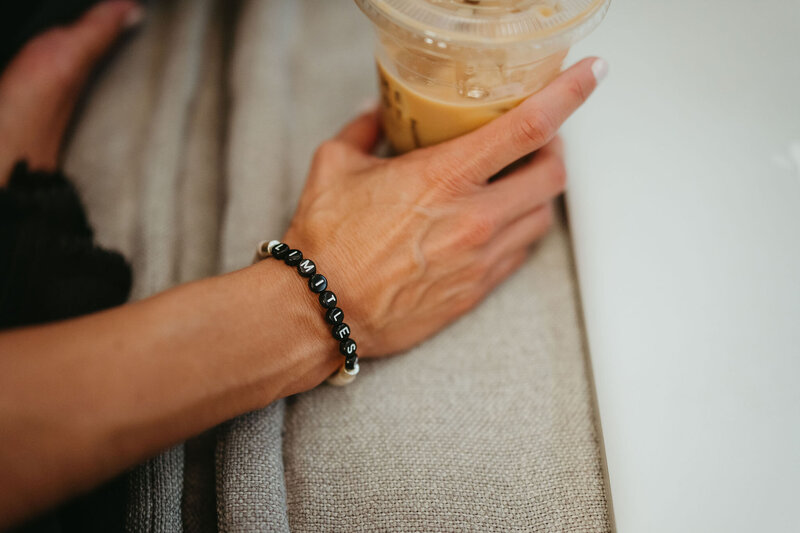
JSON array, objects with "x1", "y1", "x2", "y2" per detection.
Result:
[
  {"x1": 482, "y1": 250, "x2": 529, "y2": 293},
  {"x1": 0, "y1": 1, "x2": 142, "y2": 179},
  {"x1": 68, "y1": 1, "x2": 142, "y2": 72},
  {"x1": 334, "y1": 102, "x2": 382, "y2": 153},
  {"x1": 539, "y1": 133, "x2": 564, "y2": 159},
  {"x1": 473, "y1": 137, "x2": 566, "y2": 227},
  {"x1": 433, "y1": 57, "x2": 606, "y2": 184},
  {"x1": 487, "y1": 203, "x2": 554, "y2": 264}
]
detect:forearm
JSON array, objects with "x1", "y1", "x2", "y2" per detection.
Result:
[{"x1": 0, "y1": 259, "x2": 339, "y2": 527}]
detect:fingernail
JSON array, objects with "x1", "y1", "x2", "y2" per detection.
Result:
[
  {"x1": 591, "y1": 58, "x2": 609, "y2": 84},
  {"x1": 356, "y1": 98, "x2": 380, "y2": 114},
  {"x1": 123, "y1": 5, "x2": 145, "y2": 29}
]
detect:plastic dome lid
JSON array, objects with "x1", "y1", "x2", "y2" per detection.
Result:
[{"x1": 355, "y1": 0, "x2": 612, "y2": 47}]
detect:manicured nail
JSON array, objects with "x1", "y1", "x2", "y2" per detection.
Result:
[
  {"x1": 356, "y1": 98, "x2": 380, "y2": 114},
  {"x1": 123, "y1": 5, "x2": 145, "y2": 29},
  {"x1": 591, "y1": 58, "x2": 609, "y2": 84}
]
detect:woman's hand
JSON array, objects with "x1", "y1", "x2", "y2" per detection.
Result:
[
  {"x1": 285, "y1": 57, "x2": 607, "y2": 358},
  {"x1": 0, "y1": 0, "x2": 142, "y2": 184}
]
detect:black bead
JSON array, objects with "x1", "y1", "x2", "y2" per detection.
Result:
[
  {"x1": 297, "y1": 258, "x2": 316, "y2": 277},
  {"x1": 325, "y1": 307, "x2": 344, "y2": 325},
  {"x1": 308, "y1": 274, "x2": 327, "y2": 293},
  {"x1": 339, "y1": 338, "x2": 357, "y2": 357},
  {"x1": 344, "y1": 356, "x2": 358, "y2": 372},
  {"x1": 332, "y1": 322, "x2": 351, "y2": 341},
  {"x1": 319, "y1": 291, "x2": 337, "y2": 309},
  {"x1": 271, "y1": 243, "x2": 289, "y2": 259},
  {"x1": 284, "y1": 249, "x2": 303, "y2": 266}
]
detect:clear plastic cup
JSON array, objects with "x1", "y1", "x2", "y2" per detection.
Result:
[{"x1": 354, "y1": 0, "x2": 612, "y2": 153}]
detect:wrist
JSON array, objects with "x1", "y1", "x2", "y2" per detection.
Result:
[
  {"x1": 281, "y1": 228, "x2": 378, "y2": 357},
  {"x1": 237, "y1": 259, "x2": 342, "y2": 401}
]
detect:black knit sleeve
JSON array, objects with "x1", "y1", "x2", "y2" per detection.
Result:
[{"x1": 0, "y1": 162, "x2": 132, "y2": 328}]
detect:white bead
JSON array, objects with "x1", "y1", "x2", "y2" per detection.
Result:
[
  {"x1": 256, "y1": 240, "x2": 270, "y2": 259},
  {"x1": 266, "y1": 240, "x2": 281, "y2": 255},
  {"x1": 326, "y1": 362, "x2": 359, "y2": 386},
  {"x1": 256, "y1": 239, "x2": 281, "y2": 260}
]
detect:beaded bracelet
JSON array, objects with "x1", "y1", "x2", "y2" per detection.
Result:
[{"x1": 255, "y1": 240, "x2": 360, "y2": 386}]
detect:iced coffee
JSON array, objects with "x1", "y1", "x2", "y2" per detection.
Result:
[{"x1": 355, "y1": 0, "x2": 612, "y2": 154}]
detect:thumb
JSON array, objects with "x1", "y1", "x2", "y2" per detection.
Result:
[{"x1": 334, "y1": 101, "x2": 382, "y2": 154}]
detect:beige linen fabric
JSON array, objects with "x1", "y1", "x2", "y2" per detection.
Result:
[
  {"x1": 63, "y1": 0, "x2": 610, "y2": 531},
  {"x1": 65, "y1": 0, "x2": 218, "y2": 530},
  {"x1": 283, "y1": 220, "x2": 609, "y2": 533}
]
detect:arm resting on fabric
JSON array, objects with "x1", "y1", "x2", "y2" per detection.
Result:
[{"x1": 0, "y1": 259, "x2": 339, "y2": 529}]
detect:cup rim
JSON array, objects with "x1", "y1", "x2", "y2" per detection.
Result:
[{"x1": 354, "y1": 0, "x2": 612, "y2": 50}]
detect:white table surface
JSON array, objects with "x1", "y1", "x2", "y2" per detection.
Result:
[{"x1": 563, "y1": 1, "x2": 800, "y2": 531}]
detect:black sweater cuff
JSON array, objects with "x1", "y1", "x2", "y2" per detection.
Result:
[{"x1": 0, "y1": 162, "x2": 132, "y2": 328}]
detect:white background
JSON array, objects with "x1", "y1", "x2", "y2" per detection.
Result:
[{"x1": 563, "y1": 1, "x2": 800, "y2": 531}]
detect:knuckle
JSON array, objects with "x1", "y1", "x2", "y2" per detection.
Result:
[
  {"x1": 435, "y1": 172, "x2": 472, "y2": 198},
  {"x1": 515, "y1": 109, "x2": 554, "y2": 151},
  {"x1": 566, "y1": 77, "x2": 590, "y2": 103},
  {"x1": 456, "y1": 212, "x2": 495, "y2": 248},
  {"x1": 418, "y1": 153, "x2": 475, "y2": 197}
]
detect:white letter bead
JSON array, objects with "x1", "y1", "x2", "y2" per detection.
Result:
[{"x1": 266, "y1": 240, "x2": 281, "y2": 255}]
